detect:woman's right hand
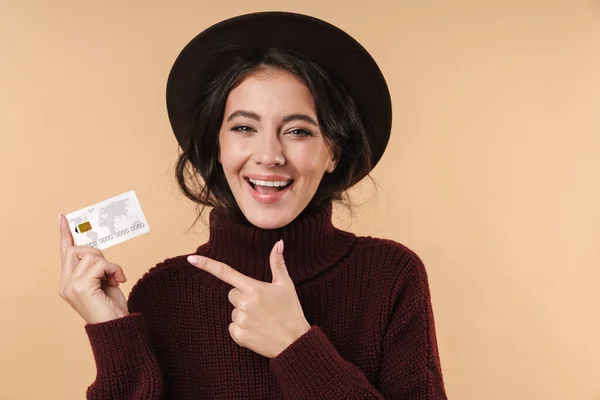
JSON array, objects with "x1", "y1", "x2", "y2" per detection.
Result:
[{"x1": 58, "y1": 214, "x2": 129, "y2": 324}]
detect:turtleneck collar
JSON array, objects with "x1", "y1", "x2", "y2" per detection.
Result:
[{"x1": 195, "y1": 202, "x2": 356, "y2": 284}]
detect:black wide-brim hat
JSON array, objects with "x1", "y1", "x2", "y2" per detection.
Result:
[{"x1": 166, "y1": 11, "x2": 392, "y2": 182}]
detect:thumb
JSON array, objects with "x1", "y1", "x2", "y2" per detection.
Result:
[{"x1": 269, "y1": 239, "x2": 289, "y2": 284}]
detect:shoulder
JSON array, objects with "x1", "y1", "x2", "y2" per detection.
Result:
[
  {"x1": 350, "y1": 236, "x2": 438, "y2": 327},
  {"x1": 352, "y1": 235, "x2": 426, "y2": 273},
  {"x1": 345, "y1": 235, "x2": 435, "y2": 323},
  {"x1": 350, "y1": 235, "x2": 431, "y2": 293}
]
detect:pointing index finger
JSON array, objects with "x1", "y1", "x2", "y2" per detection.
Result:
[{"x1": 195, "y1": 256, "x2": 256, "y2": 291}]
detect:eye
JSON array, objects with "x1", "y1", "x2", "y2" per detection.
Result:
[
  {"x1": 287, "y1": 128, "x2": 313, "y2": 137},
  {"x1": 232, "y1": 125, "x2": 255, "y2": 133}
]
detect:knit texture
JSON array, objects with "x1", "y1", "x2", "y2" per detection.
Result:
[{"x1": 85, "y1": 203, "x2": 447, "y2": 399}]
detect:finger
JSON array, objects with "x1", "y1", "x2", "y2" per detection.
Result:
[
  {"x1": 188, "y1": 255, "x2": 256, "y2": 292},
  {"x1": 61, "y1": 246, "x2": 104, "y2": 280},
  {"x1": 228, "y1": 288, "x2": 243, "y2": 308},
  {"x1": 230, "y1": 308, "x2": 250, "y2": 329},
  {"x1": 269, "y1": 239, "x2": 289, "y2": 284},
  {"x1": 71, "y1": 253, "x2": 103, "y2": 279},
  {"x1": 82, "y1": 258, "x2": 127, "y2": 284},
  {"x1": 228, "y1": 323, "x2": 244, "y2": 348},
  {"x1": 58, "y1": 214, "x2": 75, "y2": 265},
  {"x1": 106, "y1": 274, "x2": 120, "y2": 287}
]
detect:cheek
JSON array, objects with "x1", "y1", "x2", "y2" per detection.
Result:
[
  {"x1": 219, "y1": 137, "x2": 248, "y2": 174},
  {"x1": 288, "y1": 146, "x2": 330, "y2": 176}
]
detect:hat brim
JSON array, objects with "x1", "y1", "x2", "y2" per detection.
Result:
[{"x1": 166, "y1": 11, "x2": 392, "y2": 181}]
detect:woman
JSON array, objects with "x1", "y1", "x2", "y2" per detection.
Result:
[{"x1": 58, "y1": 12, "x2": 447, "y2": 399}]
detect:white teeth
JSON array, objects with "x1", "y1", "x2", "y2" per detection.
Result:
[{"x1": 248, "y1": 178, "x2": 291, "y2": 187}]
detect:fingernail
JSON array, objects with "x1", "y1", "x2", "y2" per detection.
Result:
[
  {"x1": 277, "y1": 239, "x2": 284, "y2": 255},
  {"x1": 58, "y1": 214, "x2": 61, "y2": 227},
  {"x1": 188, "y1": 255, "x2": 199, "y2": 264}
]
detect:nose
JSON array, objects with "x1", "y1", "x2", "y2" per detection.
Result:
[{"x1": 252, "y1": 132, "x2": 285, "y2": 167}]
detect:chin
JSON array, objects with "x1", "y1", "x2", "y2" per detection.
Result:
[{"x1": 244, "y1": 208, "x2": 296, "y2": 230}]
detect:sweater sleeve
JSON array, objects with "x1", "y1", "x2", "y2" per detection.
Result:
[
  {"x1": 84, "y1": 312, "x2": 164, "y2": 399},
  {"x1": 269, "y1": 258, "x2": 447, "y2": 400}
]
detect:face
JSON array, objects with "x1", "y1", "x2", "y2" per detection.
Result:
[{"x1": 218, "y1": 68, "x2": 337, "y2": 229}]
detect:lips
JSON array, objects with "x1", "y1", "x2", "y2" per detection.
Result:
[
  {"x1": 245, "y1": 174, "x2": 293, "y2": 181},
  {"x1": 247, "y1": 178, "x2": 291, "y2": 191},
  {"x1": 244, "y1": 177, "x2": 294, "y2": 204}
]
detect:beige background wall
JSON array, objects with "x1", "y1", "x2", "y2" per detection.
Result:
[{"x1": 0, "y1": 0, "x2": 598, "y2": 399}]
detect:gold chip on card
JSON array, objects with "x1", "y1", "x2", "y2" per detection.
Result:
[{"x1": 75, "y1": 221, "x2": 92, "y2": 233}]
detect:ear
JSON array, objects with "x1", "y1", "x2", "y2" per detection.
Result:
[{"x1": 326, "y1": 156, "x2": 337, "y2": 173}]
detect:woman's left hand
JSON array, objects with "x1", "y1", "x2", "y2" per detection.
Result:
[{"x1": 187, "y1": 240, "x2": 311, "y2": 359}]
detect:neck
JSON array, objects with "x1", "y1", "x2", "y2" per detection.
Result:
[{"x1": 196, "y1": 202, "x2": 356, "y2": 284}]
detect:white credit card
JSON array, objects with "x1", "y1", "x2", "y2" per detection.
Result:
[{"x1": 65, "y1": 190, "x2": 150, "y2": 250}]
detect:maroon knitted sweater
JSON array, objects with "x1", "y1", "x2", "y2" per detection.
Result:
[{"x1": 84, "y1": 203, "x2": 447, "y2": 399}]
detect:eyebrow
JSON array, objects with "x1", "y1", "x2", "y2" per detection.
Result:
[
  {"x1": 226, "y1": 110, "x2": 318, "y2": 127},
  {"x1": 283, "y1": 113, "x2": 318, "y2": 127},
  {"x1": 226, "y1": 110, "x2": 260, "y2": 122}
]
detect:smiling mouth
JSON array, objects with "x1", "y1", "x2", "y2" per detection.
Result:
[{"x1": 245, "y1": 178, "x2": 294, "y2": 194}]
